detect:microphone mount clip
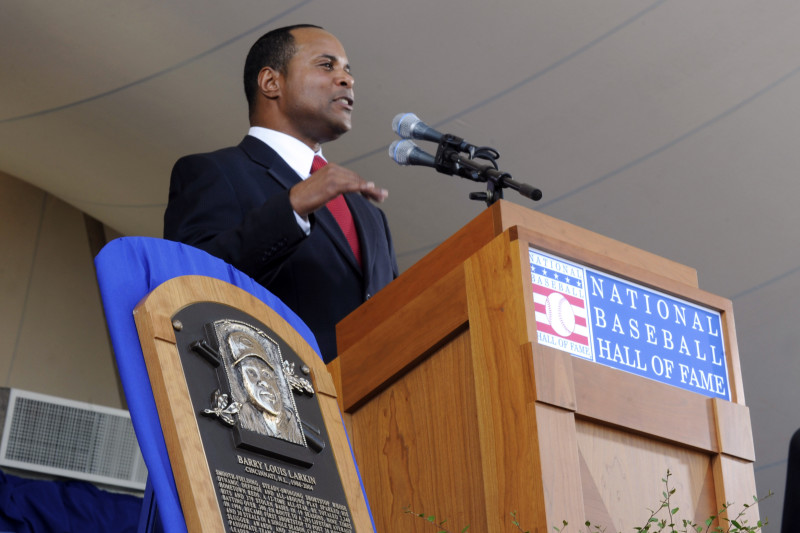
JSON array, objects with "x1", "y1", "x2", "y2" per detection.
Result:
[{"x1": 433, "y1": 134, "x2": 472, "y2": 176}]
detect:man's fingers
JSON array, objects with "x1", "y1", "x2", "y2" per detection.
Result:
[
  {"x1": 290, "y1": 164, "x2": 389, "y2": 215},
  {"x1": 360, "y1": 182, "x2": 388, "y2": 202}
]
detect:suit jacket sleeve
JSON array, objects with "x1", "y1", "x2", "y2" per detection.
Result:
[{"x1": 163, "y1": 150, "x2": 309, "y2": 283}]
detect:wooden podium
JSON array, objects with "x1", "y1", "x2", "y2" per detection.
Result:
[{"x1": 329, "y1": 201, "x2": 758, "y2": 532}]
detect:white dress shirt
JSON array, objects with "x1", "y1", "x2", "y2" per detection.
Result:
[{"x1": 248, "y1": 126, "x2": 325, "y2": 234}]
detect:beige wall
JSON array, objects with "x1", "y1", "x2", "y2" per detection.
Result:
[{"x1": 0, "y1": 170, "x2": 124, "y2": 409}]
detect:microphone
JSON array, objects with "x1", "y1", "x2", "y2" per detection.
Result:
[
  {"x1": 392, "y1": 113, "x2": 474, "y2": 152},
  {"x1": 389, "y1": 114, "x2": 543, "y2": 204},
  {"x1": 388, "y1": 139, "x2": 436, "y2": 168},
  {"x1": 390, "y1": 137, "x2": 500, "y2": 179},
  {"x1": 388, "y1": 140, "x2": 543, "y2": 201}
]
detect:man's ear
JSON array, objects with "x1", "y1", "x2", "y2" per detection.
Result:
[{"x1": 258, "y1": 67, "x2": 281, "y2": 99}]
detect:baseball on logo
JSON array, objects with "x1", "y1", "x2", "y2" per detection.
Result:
[{"x1": 545, "y1": 292, "x2": 576, "y2": 337}]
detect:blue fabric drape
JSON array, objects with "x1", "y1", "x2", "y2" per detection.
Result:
[{"x1": 0, "y1": 471, "x2": 141, "y2": 533}]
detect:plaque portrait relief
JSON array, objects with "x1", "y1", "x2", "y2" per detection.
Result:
[{"x1": 217, "y1": 322, "x2": 305, "y2": 446}]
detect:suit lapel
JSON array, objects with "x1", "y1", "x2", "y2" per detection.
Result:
[
  {"x1": 239, "y1": 135, "x2": 301, "y2": 191},
  {"x1": 344, "y1": 194, "x2": 376, "y2": 276},
  {"x1": 315, "y1": 201, "x2": 362, "y2": 275},
  {"x1": 239, "y1": 135, "x2": 363, "y2": 276}
]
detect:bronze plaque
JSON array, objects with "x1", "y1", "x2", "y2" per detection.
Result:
[{"x1": 173, "y1": 302, "x2": 354, "y2": 533}]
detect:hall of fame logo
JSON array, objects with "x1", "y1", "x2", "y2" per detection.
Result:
[
  {"x1": 528, "y1": 247, "x2": 730, "y2": 400},
  {"x1": 529, "y1": 249, "x2": 592, "y2": 360}
]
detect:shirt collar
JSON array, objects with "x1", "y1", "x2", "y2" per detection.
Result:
[{"x1": 248, "y1": 126, "x2": 324, "y2": 179}]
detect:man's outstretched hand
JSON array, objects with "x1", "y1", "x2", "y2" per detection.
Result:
[{"x1": 289, "y1": 163, "x2": 388, "y2": 218}]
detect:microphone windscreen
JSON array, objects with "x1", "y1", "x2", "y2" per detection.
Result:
[
  {"x1": 389, "y1": 139, "x2": 437, "y2": 167},
  {"x1": 392, "y1": 113, "x2": 420, "y2": 139},
  {"x1": 388, "y1": 139, "x2": 414, "y2": 165}
]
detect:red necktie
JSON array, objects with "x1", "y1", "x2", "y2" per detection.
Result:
[{"x1": 311, "y1": 155, "x2": 362, "y2": 268}]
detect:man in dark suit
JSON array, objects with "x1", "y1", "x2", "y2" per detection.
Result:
[{"x1": 164, "y1": 24, "x2": 398, "y2": 363}]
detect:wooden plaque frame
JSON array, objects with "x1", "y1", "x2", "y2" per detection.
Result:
[{"x1": 134, "y1": 275, "x2": 373, "y2": 533}]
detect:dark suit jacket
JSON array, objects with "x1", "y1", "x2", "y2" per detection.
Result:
[{"x1": 164, "y1": 135, "x2": 398, "y2": 362}]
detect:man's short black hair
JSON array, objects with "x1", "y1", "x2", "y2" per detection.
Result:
[{"x1": 243, "y1": 24, "x2": 323, "y2": 114}]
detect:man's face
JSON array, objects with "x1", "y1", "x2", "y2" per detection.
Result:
[
  {"x1": 240, "y1": 357, "x2": 283, "y2": 416},
  {"x1": 276, "y1": 27, "x2": 354, "y2": 147}
]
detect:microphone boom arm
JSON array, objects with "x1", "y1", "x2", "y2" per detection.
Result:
[{"x1": 434, "y1": 136, "x2": 542, "y2": 206}]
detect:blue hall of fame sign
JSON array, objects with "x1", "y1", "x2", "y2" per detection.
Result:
[{"x1": 529, "y1": 247, "x2": 730, "y2": 401}]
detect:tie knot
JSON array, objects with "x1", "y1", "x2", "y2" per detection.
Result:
[{"x1": 310, "y1": 155, "x2": 327, "y2": 174}]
